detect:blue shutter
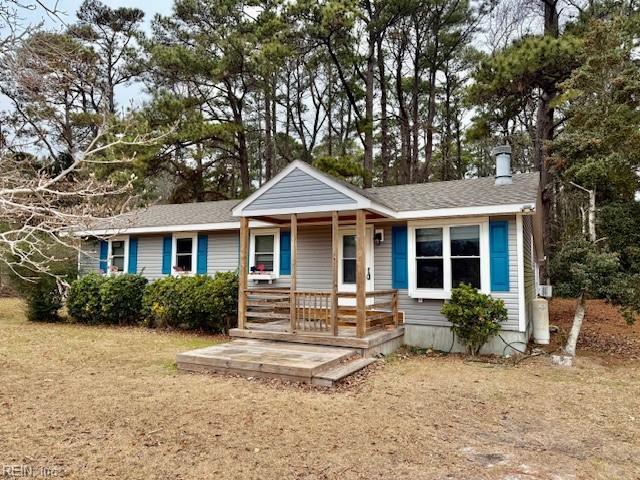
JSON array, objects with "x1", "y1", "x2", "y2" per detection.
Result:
[
  {"x1": 99, "y1": 240, "x2": 108, "y2": 273},
  {"x1": 280, "y1": 230, "x2": 291, "y2": 275},
  {"x1": 162, "y1": 236, "x2": 172, "y2": 275},
  {"x1": 392, "y1": 226, "x2": 408, "y2": 289},
  {"x1": 127, "y1": 237, "x2": 138, "y2": 274},
  {"x1": 490, "y1": 220, "x2": 510, "y2": 292},
  {"x1": 197, "y1": 234, "x2": 208, "y2": 275}
]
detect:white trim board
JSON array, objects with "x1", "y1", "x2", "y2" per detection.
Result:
[
  {"x1": 74, "y1": 220, "x2": 274, "y2": 237},
  {"x1": 516, "y1": 214, "x2": 527, "y2": 332}
]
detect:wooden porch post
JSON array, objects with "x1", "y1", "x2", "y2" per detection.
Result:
[
  {"x1": 356, "y1": 209, "x2": 366, "y2": 337},
  {"x1": 331, "y1": 211, "x2": 339, "y2": 336},
  {"x1": 238, "y1": 216, "x2": 249, "y2": 329},
  {"x1": 289, "y1": 214, "x2": 297, "y2": 332}
]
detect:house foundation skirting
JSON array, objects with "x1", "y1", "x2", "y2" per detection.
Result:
[{"x1": 404, "y1": 324, "x2": 529, "y2": 356}]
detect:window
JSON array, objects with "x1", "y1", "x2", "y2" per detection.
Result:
[
  {"x1": 254, "y1": 234, "x2": 274, "y2": 272},
  {"x1": 249, "y1": 229, "x2": 280, "y2": 277},
  {"x1": 107, "y1": 237, "x2": 128, "y2": 275},
  {"x1": 408, "y1": 219, "x2": 489, "y2": 299},
  {"x1": 342, "y1": 235, "x2": 356, "y2": 284},
  {"x1": 176, "y1": 238, "x2": 193, "y2": 272},
  {"x1": 416, "y1": 228, "x2": 444, "y2": 289},
  {"x1": 172, "y1": 234, "x2": 196, "y2": 274},
  {"x1": 450, "y1": 225, "x2": 480, "y2": 289},
  {"x1": 111, "y1": 241, "x2": 126, "y2": 272}
]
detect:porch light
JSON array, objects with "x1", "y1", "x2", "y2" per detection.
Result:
[{"x1": 374, "y1": 229, "x2": 384, "y2": 245}]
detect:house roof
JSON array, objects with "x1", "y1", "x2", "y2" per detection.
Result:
[
  {"x1": 75, "y1": 163, "x2": 540, "y2": 236},
  {"x1": 84, "y1": 199, "x2": 240, "y2": 233},
  {"x1": 364, "y1": 172, "x2": 539, "y2": 212}
]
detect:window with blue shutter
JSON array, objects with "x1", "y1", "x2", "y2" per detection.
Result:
[
  {"x1": 99, "y1": 240, "x2": 108, "y2": 273},
  {"x1": 489, "y1": 220, "x2": 510, "y2": 292},
  {"x1": 162, "y1": 236, "x2": 172, "y2": 275},
  {"x1": 280, "y1": 230, "x2": 291, "y2": 275},
  {"x1": 128, "y1": 237, "x2": 138, "y2": 274},
  {"x1": 392, "y1": 226, "x2": 408, "y2": 289},
  {"x1": 197, "y1": 234, "x2": 208, "y2": 274}
]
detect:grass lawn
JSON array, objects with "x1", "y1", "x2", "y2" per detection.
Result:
[{"x1": 1, "y1": 298, "x2": 639, "y2": 479}]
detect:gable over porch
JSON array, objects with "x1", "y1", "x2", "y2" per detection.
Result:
[{"x1": 231, "y1": 161, "x2": 402, "y2": 342}]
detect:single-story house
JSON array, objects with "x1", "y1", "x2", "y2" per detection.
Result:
[{"x1": 76, "y1": 146, "x2": 544, "y2": 355}]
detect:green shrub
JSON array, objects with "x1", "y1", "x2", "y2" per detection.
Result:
[
  {"x1": 441, "y1": 284, "x2": 508, "y2": 356},
  {"x1": 67, "y1": 273, "x2": 147, "y2": 325},
  {"x1": 99, "y1": 274, "x2": 148, "y2": 325},
  {"x1": 25, "y1": 276, "x2": 63, "y2": 322},
  {"x1": 142, "y1": 271, "x2": 238, "y2": 333},
  {"x1": 67, "y1": 273, "x2": 106, "y2": 323},
  {"x1": 550, "y1": 238, "x2": 622, "y2": 299}
]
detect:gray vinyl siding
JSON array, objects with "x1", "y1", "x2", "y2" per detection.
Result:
[
  {"x1": 208, "y1": 231, "x2": 239, "y2": 273},
  {"x1": 523, "y1": 216, "x2": 535, "y2": 329},
  {"x1": 244, "y1": 167, "x2": 357, "y2": 211},
  {"x1": 136, "y1": 235, "x2": 164, "y2": 280},
  {"x1": 78, "y1": 239, "x2": 100, "y2": 275},
  {"x1": 373, "y1": 219, "x2": 521, "y2": 332},
  {"x1": 296, "y1": 225, "x2": 332, "y2": 291}
]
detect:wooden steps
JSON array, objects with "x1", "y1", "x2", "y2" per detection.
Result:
[
  {"x1": 312, "y1": 357, "x2": 378, "y2": 387},
  {"x1": 176, "y1": 339, "x2": 381, "y2": 386}
]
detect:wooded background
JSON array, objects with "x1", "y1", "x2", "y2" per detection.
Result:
[{"x1": 0, "y1": 0, "x2": 639, "y2": 305}]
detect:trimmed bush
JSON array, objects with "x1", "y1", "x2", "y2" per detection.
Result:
[
  {"x1": 142, "y1": 271, "x2": 238, "y2": 333},
  {"x1": 67, "y1": 273, "x2": 147, "y2": 325},
  {"x1": 441, "y1": 284, "x2": 508, "y2": 356},
  {"x1": 99, "y1": 274, "x2": 148, "y2": 325},
  {"x1": 67, "y1": 273, "x2": 105, "y2": 324}
]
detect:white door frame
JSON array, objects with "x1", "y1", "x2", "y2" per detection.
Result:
[{"x1": 337, "y1": 225, "x2": 375, "y2": 293}]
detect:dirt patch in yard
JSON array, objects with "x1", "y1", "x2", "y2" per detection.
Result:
[
  {"x1": 1, "y1": 298, "x2": 639, "y2": 479},
  {"x1": 549, "y1": 298, "x2": 640, "y2": 360}
]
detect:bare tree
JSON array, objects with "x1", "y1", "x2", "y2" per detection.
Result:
[{"x1": 0, "y1": 1, "x2": 165, "y2": 286}]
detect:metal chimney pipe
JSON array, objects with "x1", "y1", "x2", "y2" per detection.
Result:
[{"x1": 492, "y1": 145, "x2": 512, "y2": 185}]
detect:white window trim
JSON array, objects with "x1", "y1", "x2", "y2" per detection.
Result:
[
  {"x1": 408, "y1": 217, "x2": 490, "y2": 299},
  {"x1": 107, "y1": 235, "x2": 129, "y2": 276},
  {"x1": 249, "y1": 228, "x2": 280, "y2": 279},
  {"x1": 172, "y1": 233, "x2": 197, "y2": 276}
]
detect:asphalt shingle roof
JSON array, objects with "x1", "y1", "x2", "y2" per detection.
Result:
[
  {"x1": 90, "y1": 172, "x2": 539, "y2": 231},
  {"x1": 364, "y1": 172, "x2": 539, "y2": 211},
  {"x1": 94, "y1": 199, "x2": 239, "y2": 230}
]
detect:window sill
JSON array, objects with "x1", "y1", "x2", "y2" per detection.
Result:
[
  {"x1": 248, "y1": 272, "x2": 278, "y2": 284},
  {"x1": 409, "y1": 288, "x2": 490, "y2": 300},
  {"x1": 409, "y1": 289, "x2": 451, "y2": 300}
]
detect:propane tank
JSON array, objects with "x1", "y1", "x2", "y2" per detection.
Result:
[{"x1": 532, "y1": 298, "x2": 550, "y2": 345}]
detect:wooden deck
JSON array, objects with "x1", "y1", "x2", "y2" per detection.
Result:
[
  {"x1": 230, "y1": 320, "x2": 405, "y2": 357},
  {"x1": 177, "y1": 339, "x2": 377, "y2": 385}
]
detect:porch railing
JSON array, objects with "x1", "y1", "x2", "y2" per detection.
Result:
[
  {"x1": 244, "y1": 287, "x2": 400, "y2": 337},
  {"x1": 244, "y1": 288, "x2": 291, "y2": 323}
]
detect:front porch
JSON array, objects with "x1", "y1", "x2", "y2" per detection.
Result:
[{"x1": 235, "y1": 208, "x2": 404, "y2": 343}]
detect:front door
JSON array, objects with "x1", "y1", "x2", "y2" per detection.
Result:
[{"x1": 338, "y1": 227, "x2": 374, "y2": 293}]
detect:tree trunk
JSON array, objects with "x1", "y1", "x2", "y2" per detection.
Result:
[
  {"x1": 537, "y1": 0, "x2": 560, "y2": 280},
  {"x1": 564, "y1": 291, "x2": 585, "y2": 357},
  {"x1": 363, "y1": 30, "x2": 375, "y2": 188},
  {"x1": 264, "y1": 85, "x2": 273, "y2": 181},
  {"x1": 377, "y1": 36, "x2": 390, "y2": 185},
  {"x1": 395, "y1": 34, "x2": 410, "y2": 184},
  {"x1": 424, "y1": 65, "x2": 438, "y2": 182}
]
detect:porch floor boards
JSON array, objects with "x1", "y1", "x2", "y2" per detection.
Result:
[
  {"x1": 229, "y1": 321, "x2": 405, "y2": 353},
  {"x1": 176, "y1": 339, "x2": 367, "y2": 385}
]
